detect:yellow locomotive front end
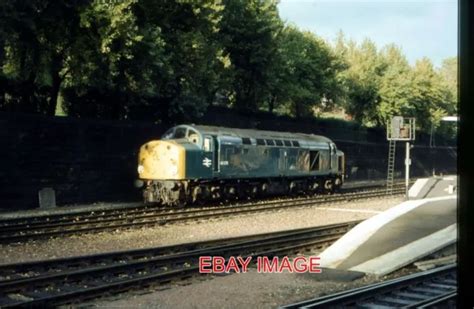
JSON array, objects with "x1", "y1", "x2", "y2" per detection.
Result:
[
  {"x1": 138, "y1": 140, "x2": 186, "y2": 180},
  {"x1": 137, "y1": 140, "x2": 187, "y2": 204}
]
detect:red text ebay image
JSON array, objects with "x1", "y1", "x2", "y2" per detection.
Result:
[{"x1": 199, "y1": 256, "x2": 322, "y2": 273}]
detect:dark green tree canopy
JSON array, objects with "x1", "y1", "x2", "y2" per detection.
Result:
[
  {"x1": 0, "y1": 1, "x2": 457, "y2": 138},
  {"x1": 218, "y1": 0, "x2": 283, "y2": 112}
]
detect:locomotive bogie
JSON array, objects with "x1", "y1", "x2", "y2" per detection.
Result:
[{"x1": 142, "y1": 175, "x2": 343, "y2": 205}]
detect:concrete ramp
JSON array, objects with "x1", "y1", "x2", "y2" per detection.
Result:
[
  {"x1": 350, "y1": 224, "x2": 456, "y2": 275},
  {"x1": 409, "y1": 175, "x2": 457, "y2": 199},
  {"x1": 319, "y1": 194, "x2": 456, "y2": 276}
]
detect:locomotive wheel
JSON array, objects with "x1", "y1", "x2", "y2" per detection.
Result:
[
  {"x1": 249, "y1": 185, "x2": 259, "y2": 198},
  {"x1": 192, "y1": 186, "x2": 202, "y2": 203},
  {"x1": 289, "y1": 181, "x2": 298, "y2": 195},
  {"x1": 333, "y1": 178, "x2": 342, "y2": 193},
  {"x1": 323, "y1": 179, "x2": 335, "y2": 194},
  {"x1": 225, "y1": 186, "x2": 238, "y2": 200}
]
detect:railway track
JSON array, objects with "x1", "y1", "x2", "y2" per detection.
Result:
[
  {"x1": 0, "y1": 185, "x2": 405, "y2": 244},
  {"x1": 0, "y1": 186, "x2": 405, "y2": 244},
  {"x1": 1, "y1": 181, "x2": 403, "y2": 227},
  {"x1": 281, "y1": 264, "x2": 457, "y2": 308},
  {"x1": 0, "y1": 221, "x2": 359, "y2": 307},
  {"x1": 0, "y1": 182, "x2": 393, "y2": 226}
]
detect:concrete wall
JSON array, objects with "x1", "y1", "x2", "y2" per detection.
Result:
[
  {"x1": 0, "y1": 112, "x2": 165, "y2": 210},
  {"x1": 0, "y1": 110, "x2": 457, "y2": 210},
  {"x1": 336, "y1": 140, "x2": 456, "y2": 181}
]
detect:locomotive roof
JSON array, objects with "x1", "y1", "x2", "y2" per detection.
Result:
[{"x1": 184, "y1": 125, "x2": 334, "y2": 144}]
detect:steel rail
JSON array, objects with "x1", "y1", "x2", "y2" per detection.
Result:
[
  {"x1": 0, "y1": 221, "x2": 358, "y2": 307},
  {"x1": 280, "y1": 264, "x2": 457, "y2": 308},
  {"x1": 412, "y1": 291, "x2": 457, "y2": 308},
  {"x1": 0, "y1": 221, "x2": 359, "y2": 281},
  {"x1": 0, "y1": 188, "x2": 403, "y2": 244},
  {"x1": 0, "y1": 182, "x2": 404, "y2": 229},
  {"x1": 0, "y1": 180, "x2": 413, "y2": 229},
  {"x1": 0, "y1": 188, "x2": 404, "y2": 244}
]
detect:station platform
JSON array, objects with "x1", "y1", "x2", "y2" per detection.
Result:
[
  {"x1": 408, "y1": 175, "x2": 457, "y2": 199},
  {"x1": 319, "y1": 176, "x2": 457, "y2": 276}
]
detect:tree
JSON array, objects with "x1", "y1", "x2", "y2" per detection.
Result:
[
  {"x1": 137, "y1": 0, "x2": 225, "y2": 122},
  {"x1": 376, "y1": 44, "x2": 414, "y2": 125},
  {"x1": 269, "y1": 25, "x2": 342, "y2": 118},
  {"x1": 62, "y1": 0, "x2": 225, "y2": 121},
  {"x1": 1, "y1": 0, "x2": 224, "y2": 121},
  {"x1": 439, "y1": 56, "x2": 457, "y2": 106},
  {"x1": 63, "y1": 0, "x2": 167, "y2": 119},
  {"x1": 1, "y1": 0, "x2": 92, "y2": 115},
  {"x1": 409, "y1": 57, "x2": 453, "y2": 130},
  {"x1": 219, "y1": 0, "x2": 283, "y2": 112},
  {"x1": 334, "y1": 35, "x2": 385, "y2": 125}
]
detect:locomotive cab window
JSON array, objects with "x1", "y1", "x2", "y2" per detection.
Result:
[
  {"x1": 284, "y1": 140, "x2": 292, "y2": 147},
  {"x1": 292, "y1": 141, "x2": 300, "y2": 147},
  {"x1": 256, "y1": 139, "x2": 265, "y2": 146},
  {"x1": 242, "y1": 137, "x2": 251, "y2": 145},
  {"x1": 174, "y1": 127, "x2": 186, "y2": 139},
  {"x1": 265, "y1": 139, "x2": 275, "y2": 146},
  {"x1": 203, "y1": 136, "x2": 212, "y2": 152},
  {"x1": 162, "y1": 128, "x2": 174, "y2": 139},
  {"x1": 275, "y1": 140, "x2": 283, "y2": 146}
]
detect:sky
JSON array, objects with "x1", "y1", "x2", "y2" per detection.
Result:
[{"x1": 277, "y1": 0, "x2": 458, "y2": 68}]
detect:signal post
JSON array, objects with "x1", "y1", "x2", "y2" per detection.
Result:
[{"x1": 387, "y1": 116, "x2": 416, "y2": 199}]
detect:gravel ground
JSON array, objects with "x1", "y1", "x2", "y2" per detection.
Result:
[
  {"x1": 1, "y1": 196, "x2": 420, "y2": 308},
  {"x1": 88, "y1": 267, "x2": 380, "y2": 309},
  {"x1": 0, "y1": 196, "x2": 403, "y2": 265},
  {"x1": 0, "y1": 202, "x2": 143, "y2": 219},
  {"x1": 87, "y1": 254, "x2": 424, "y2": 309}
]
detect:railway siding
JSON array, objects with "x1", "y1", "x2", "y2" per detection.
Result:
[
  {"x1": 0, "y1": 222, "x2": 358, "y2": 307},
  {"x1": 0, "y1": 196, "x2": 403, "y2": 265}
]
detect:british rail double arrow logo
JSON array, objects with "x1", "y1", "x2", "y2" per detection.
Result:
[{"x1": 202, "y1": 157, "x2": 212, "y2": 167}]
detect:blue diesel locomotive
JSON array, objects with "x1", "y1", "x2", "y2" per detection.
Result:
[{"x1": 137, "y1": 124, "x2": 345, "y2": 205}]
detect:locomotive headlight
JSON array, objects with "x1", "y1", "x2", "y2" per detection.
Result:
[{"x1": 138, "y1": 165, "x2": 144, "y2": 174}]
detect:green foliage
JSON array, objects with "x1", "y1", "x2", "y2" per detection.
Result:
[
  {"x1": 218, "y1": 0, "x2": 283, "y2": 112},
  {"x1": 439, "y1": 56, "x2": 457, "y2": 106},
  {"x1": 0, "y1": 1, "x2": 457, "y2": 141},
  {"x1": 270, "y1": 25, "x2": 343, "y2": 118},
  {"x1": 63, "y1": 0, "x2": 225, "y2": 120},
  {"x1": 334, "y1": 35, "x2": 386, "y2": 126},
  {"x1": 376, "y1": 44, "x2": 414, "y2": 125},
  {"x1": 1, "y1": 0, "x2": 89, "y2": 115},
  {"x1": 63, "y1": 0, "x2": 167, "y2": 119},
  {"x1": 436, "y1": 56, "x2": 458, "y2": 139},
  {"x1": 333, "y1": 32, "x2": 457, "y2": 132},
  {"x1": 1, "y1": 0, "x2": 224, "y2": 120},
  {"x1": 409, "y1": 58, "x2": 451, "y2": 129}
]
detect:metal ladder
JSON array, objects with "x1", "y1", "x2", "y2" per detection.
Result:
[{"x1": 386, "y1": 140, "x2": 396, "y2": 193}]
